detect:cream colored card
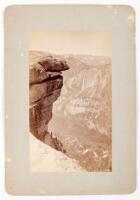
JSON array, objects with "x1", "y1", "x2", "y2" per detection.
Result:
[{"x1": 5, "y1": 5, "x2": 136, "y2": 195}]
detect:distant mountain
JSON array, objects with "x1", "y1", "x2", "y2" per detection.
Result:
[{"x1": 48, "y1": 54, "x2": 112, "y2": 171}]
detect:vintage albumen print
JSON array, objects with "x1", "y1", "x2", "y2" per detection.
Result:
[
  {"x1": 29, "y1": 31, "x2": 112, "y2": 172},
  {"x1": 5, "y1": 5, "x2": 136, "y2": 195}
]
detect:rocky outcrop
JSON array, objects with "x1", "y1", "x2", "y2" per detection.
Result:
[{"x1": 29, "y1": 51, "x2": 69, "y2": 149}]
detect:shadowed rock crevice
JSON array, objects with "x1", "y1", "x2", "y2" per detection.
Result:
[{"x1": 29, "y1": 51, "x2": 69, "y2": 149}]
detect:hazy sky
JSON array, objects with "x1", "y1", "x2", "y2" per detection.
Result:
[{"x1": 30, "y1": 31, "x2": 111, "y2": 57}]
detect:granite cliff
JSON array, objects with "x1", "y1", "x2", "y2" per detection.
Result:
[{"x1": 29, "y1": 51, "x2": 69, "y2": 150}]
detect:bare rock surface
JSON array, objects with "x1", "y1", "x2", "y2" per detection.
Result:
[
  {"x1": 29, "y1": 51, "x2": 69, "y2": 147},
  {"x1": 29, "y1": 51, "x2": 69, "y2": 84}
]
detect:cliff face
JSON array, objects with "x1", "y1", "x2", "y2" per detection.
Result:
[{"x1": 29, "y1": 51, "x2": 69, "y2": 149}]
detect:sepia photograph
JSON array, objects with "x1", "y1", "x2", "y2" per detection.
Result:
[
  {"x1": 5, "y1": 4, "x2": 136, "y2": 195},
  {"x1": 29, "y1": 31, "x2": 112, "y2": 172}
]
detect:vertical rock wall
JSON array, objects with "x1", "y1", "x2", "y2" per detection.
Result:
[{"x1": 29, "y1": 51, "x2": 69, "y2": 149}]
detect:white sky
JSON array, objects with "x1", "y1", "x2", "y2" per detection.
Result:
[{"x1": 30, "y1": 31, "x2": 111, "y2": 57}]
